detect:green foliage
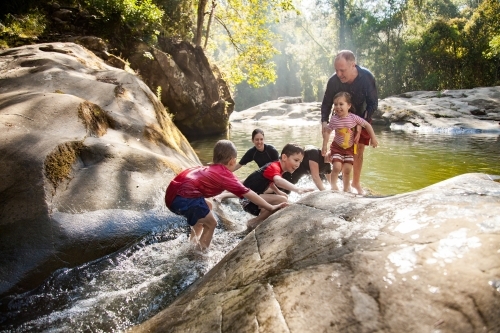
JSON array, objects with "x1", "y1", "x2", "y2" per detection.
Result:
[
  {"x1": 0, "y1": 10, "x2": 46, "y2": 47},
  {"x1": 83, "y1": 0, "x2": 163, "y2": 45},
  {"x1": 206, "y1": 0, "x2": 297, "y2": 89},
  {"x1": 154, "y1": 0, "x2": 193, "y2": 40},
  {"x1": 156, "y1": 85, "x2": 162, "y2": 100}
]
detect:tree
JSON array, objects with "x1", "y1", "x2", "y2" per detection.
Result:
[{"x1": 202, "y1": 0, "x2": 297, "y2": 88}]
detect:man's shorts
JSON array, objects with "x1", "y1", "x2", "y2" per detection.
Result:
[
  {"x1": 329, "y1": 142, "x2": 354, "y2": 165},
  {"x1": 358, "y1": 121, "x2": 372, "y2": 146},
  {"x1": 239, "y1": 198, "x2": 260, "y2": 216},
  {"x1": 169, "y1": 196, "x2": 210, "y2": 226}
]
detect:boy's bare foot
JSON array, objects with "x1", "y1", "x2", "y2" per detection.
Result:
[
  {"x1": 343, "y1": 186, "x2": 352, "y2": 193},
  {"x1": 189, "y1": 230, "x2": 199, "y2": 245}
]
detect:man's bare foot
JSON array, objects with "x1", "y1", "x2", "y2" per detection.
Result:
[
  {"x1": 343, "y1": 186, "x2": 352, "y2": 193},
  {"x1": 351, "y1": 183, "x2": 364, "y2": 195}
]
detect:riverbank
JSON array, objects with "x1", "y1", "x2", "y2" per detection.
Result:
[{"x1": 230, "y1": 87, "x2": 500, "y2": 134}]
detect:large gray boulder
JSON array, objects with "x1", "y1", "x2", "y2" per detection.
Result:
[
  {"x1": 131, "y1": 173, "x2": 500, "y2": 332},
  {"x1": 0, "y1": 42, "x2": 199, "y2": 297},
  {"x1": 126, "y1": 39, "x2": 234, "y2": 137},
  {"x1": 378, "y1": 87, "x2": 500, "y2": 133}
]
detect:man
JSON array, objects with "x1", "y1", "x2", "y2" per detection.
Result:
[{"x1": 320, "y1": 50, "x2": 378, "y2": 194}]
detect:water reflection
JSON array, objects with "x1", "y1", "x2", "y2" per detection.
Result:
[{"x1": 191, "y1": 123, "x2": 500, "y2": 195}]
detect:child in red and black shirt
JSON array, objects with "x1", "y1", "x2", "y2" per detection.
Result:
[
  {"x1": 165, "y1": 140, "x2": 287, "y2": 251},
  {"x1": 241, "y1": 143, "x2": 315, "y2": 230}
]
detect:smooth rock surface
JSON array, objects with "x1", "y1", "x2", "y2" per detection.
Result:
[
  {"x1": 0, "y1": 42, "x2": 199, "y2": 296},
  {"x1": 131, "y1": 173, "x2": 500, "y2": 333}
]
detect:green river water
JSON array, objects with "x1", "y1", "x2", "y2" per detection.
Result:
[{"x1": 190, "y1": 122, "x2": 500, "y2": 195}]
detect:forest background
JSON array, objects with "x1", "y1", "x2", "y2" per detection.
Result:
[{"x1": 1, "y1": 0, "x2": 499, "y2": 111}]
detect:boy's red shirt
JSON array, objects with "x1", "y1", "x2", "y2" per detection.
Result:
[{"x1": 165, "y1": 164, "x2": 249, "y2": 209}]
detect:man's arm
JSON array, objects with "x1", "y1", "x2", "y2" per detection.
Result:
[
  {"x1": 320, "y1": 76, "x2": 336, "y2": 124},
  {"x1": 364, "y1": 71, "x2": 378, "y2": 120}
]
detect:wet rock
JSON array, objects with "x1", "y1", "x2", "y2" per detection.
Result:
[
  {"x1": 0, "y1": 42, "x2": 200, "y2": 297},
  {"x1": 231, "y1": 86, "x2": 500, "y2": 133},
  {"x1": 131, "y1": 173, "x2": 500, "y2": 333}
]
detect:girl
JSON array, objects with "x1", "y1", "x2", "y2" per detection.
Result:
[{"x1": 321, "y1": 92, "x2": 378, "y2": 192}]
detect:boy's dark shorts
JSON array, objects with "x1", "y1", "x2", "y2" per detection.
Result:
[
  {"x1": 169, "y1": 196, "x2": 210, "y2": 226},
  {"x1": 239, "y1": 198, "x2": 260, "y2": 216}
]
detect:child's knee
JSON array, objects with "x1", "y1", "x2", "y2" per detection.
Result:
[{"x1": 201, "y1": 214, "x2": 217, "y2": 229}]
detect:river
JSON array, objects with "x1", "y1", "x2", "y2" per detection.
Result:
[{"x1": 1, "y1": 122, "x2": 499, "y2": 332}]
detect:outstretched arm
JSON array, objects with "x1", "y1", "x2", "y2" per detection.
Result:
[
  {"x1": 308, "y1": 160, "x2": 326, "y2": 191},
  {"x1": 243, "y1": 190, "x2": 288, "y2": 212},
  {"x1": 273, "y1": 176, "x2": 315, "y2": 194},
  {"x1": 269, "y1": 182, "x2": 288, "y2": 198}
]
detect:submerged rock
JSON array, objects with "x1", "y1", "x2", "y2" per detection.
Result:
[
  {"x1": 131, "y1": 173, "x2": 500, "y2": 332},
  {"x1": 0, "y1": 43, "x2": 199, "y2": 297}
]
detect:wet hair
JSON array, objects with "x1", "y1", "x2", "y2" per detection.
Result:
[
  {"x1": 251, "y1": 128, "x2": 265, "y2": 140},
  {"x1": 213, "y1": 140, "x2": 237, "y2": 164},
  {"x1": 333, "y1": 92, "x2": 356, "y2": 114},
  {"x1": 280, "y1": 143, "x2": 304, "y2": 158},
  {"x1": 335, "y1": 50, "x2": 356, "y2": 63}
]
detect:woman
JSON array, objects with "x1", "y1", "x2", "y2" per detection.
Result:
[
  {"x1": 233, "y1": 128, "x2": 279, "y2": 172},
  {"x1": 216, "y1": 128, "x2": 280, "y2": 202}
]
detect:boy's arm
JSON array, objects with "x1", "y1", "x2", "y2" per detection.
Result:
[
  {"x1": 243, "y1": 190, "x2": 287, "y2": 212},
  {"x1": 273, "y1": 175, "x2": 315, "y2": 194},
  {"x1": 269, "y1": 182, "x2": 288, "y2": 198}
]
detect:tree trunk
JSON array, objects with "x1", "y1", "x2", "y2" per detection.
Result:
[
  {"x1": 204, "y1": 0, "x2": 217, "y2": 49},
  {"x1": 195, "y1": 0, "x2": 208, "y2": 46}
]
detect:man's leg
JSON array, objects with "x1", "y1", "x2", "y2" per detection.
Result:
[{"x1": 351, "y1": 143, "x2": 365, "y2": 194}]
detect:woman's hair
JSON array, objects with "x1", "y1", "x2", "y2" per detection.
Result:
[
  {"x1": 280, "y1": 143, "x2": 304, "y2": 158},
  {"x1": 251, "y1": 128, "x2": 265, "y2": 140},
  {"x1": 213, "y1": 140, "x2": 237, "y2": 164},
  {"x1": 333, "y1": 92, "x2": 356, "y2": 113}
]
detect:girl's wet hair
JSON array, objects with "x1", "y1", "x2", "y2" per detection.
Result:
[
  {"x1": 281, "y1": 143, "x2": 304, "y2": 157},
  {"x1": 213, "y1": 140, "x2": 237, "y2": 164},
  {"x1": 333, "y1": 92, "x2": 356, "y2": 113},
  {"x1": 251, "y1": 128, "x2": 265, "y2": 140}
]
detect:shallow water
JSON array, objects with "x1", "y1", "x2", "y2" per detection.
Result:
[
  {"x1": 1, "y1": 122, "x2": 499, "y2": 332},
  {"x1": 191, "y1": 122, "x2": 500, "y2": 195}
]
